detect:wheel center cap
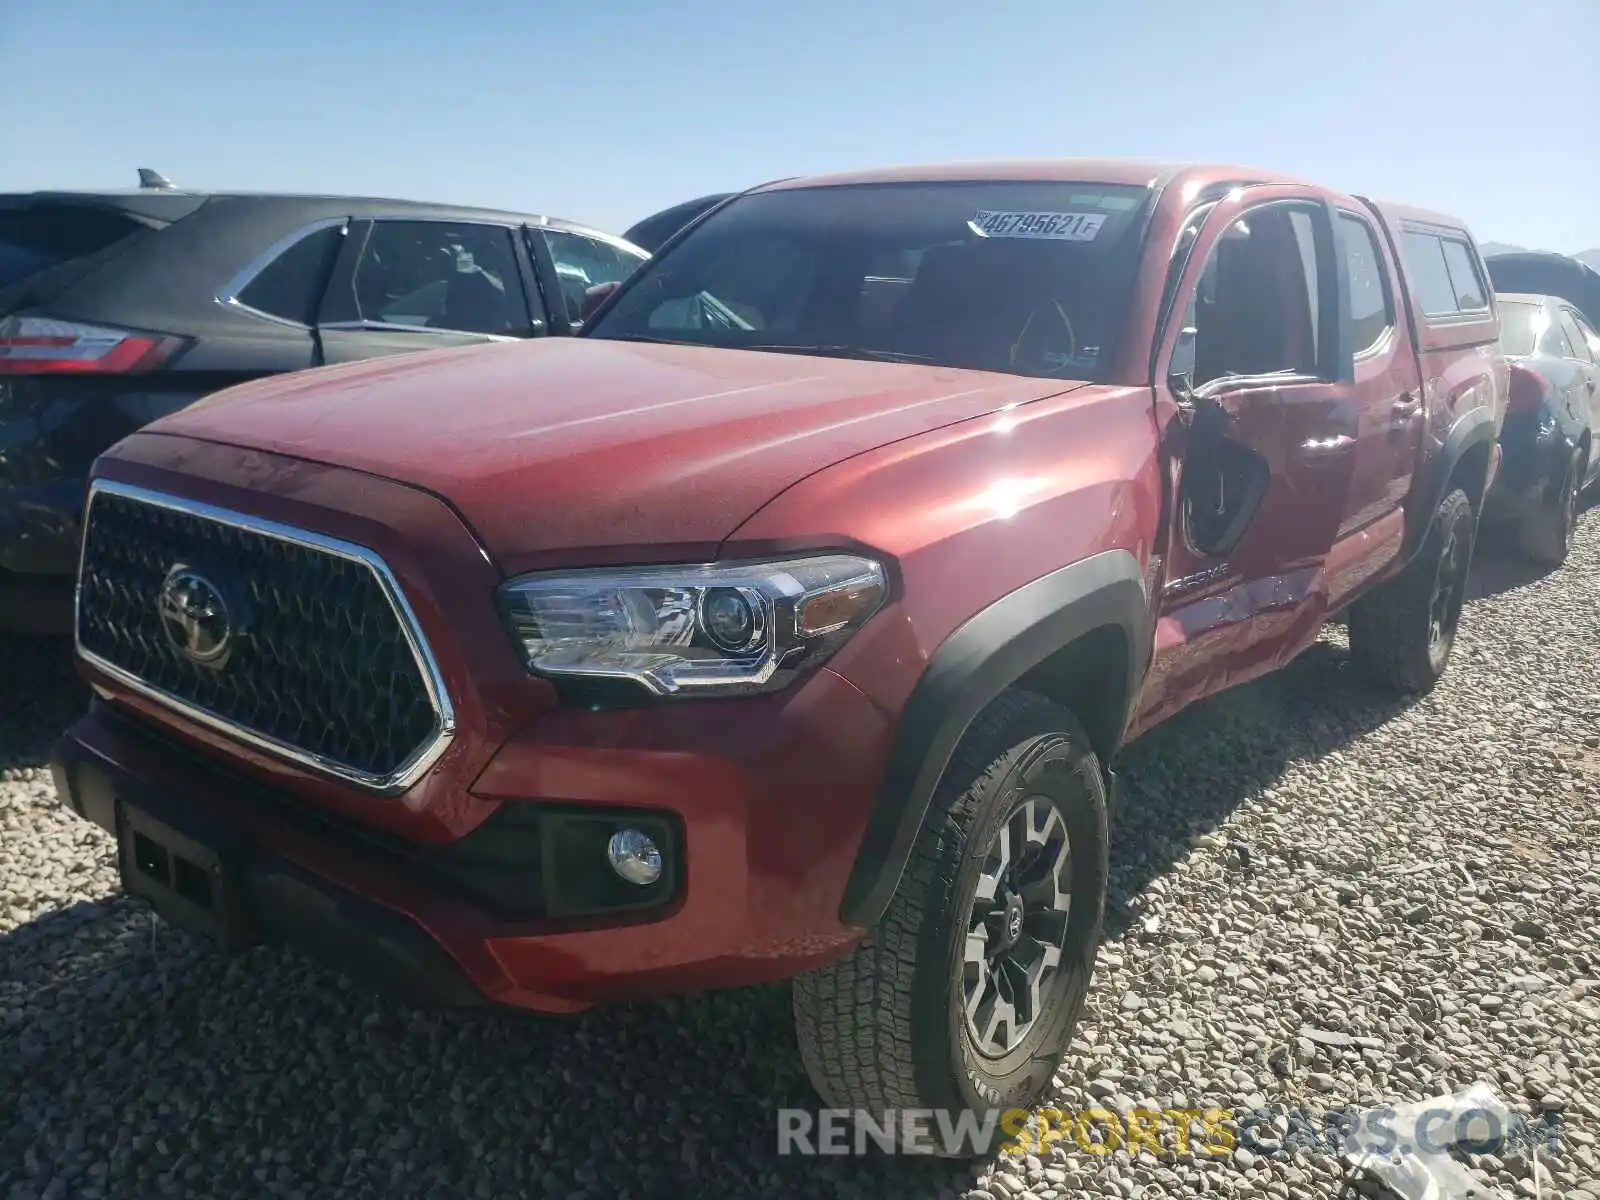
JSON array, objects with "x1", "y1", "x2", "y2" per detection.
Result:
[{"x1": 1002, "y1": 895, "x2": 1025, "y2": 947}]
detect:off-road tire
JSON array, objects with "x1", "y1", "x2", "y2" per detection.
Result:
[
  {"x1": 792, "y1": 689, "x2": 1108, "y2": 1157},
  {"x1": 1518, "y1": 446, "x2": 1584, "y2": 568},
  {"x1": 1348, "y1": 486, "x2": 1475, "y2": 694}
]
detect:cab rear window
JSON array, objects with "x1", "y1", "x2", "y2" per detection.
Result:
[
  {"x1": 1401, "y1": 230, "x2": 1490, "y2": 319},
  {"x1": 0, "y1": 205, "x2": 146, "y2": 289}
]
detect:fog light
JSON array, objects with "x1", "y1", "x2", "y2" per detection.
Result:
[{"x1": 606, "y1": 828, "x2": 663, "y2": 886}]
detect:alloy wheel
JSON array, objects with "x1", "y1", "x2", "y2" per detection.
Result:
[{"x1": 962, "y1": 796, "x2": 1074, "y2": 1059}]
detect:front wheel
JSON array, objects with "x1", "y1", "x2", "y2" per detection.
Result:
[
  {"x1": 1348, "y1": 486, "x2": 1476, "y2": 694},
  {"x1": 792, "y1": 690, "x2": 1108, "y2": 1156}
]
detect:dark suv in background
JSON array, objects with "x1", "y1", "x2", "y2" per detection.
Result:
[
  {"x1": 0, "y1": 175, "x2": 648, "y2": 632},
  {"x1": 621, "y1": 192, "x2": 734, "y2": 253},
  {"x1": 1485, "y1": 249, "x2": 1600, "y2": 327}
]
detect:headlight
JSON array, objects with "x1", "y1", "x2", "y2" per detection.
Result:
[{"x1": 497, "y1": 554, "x2": 887, "y2": 697}]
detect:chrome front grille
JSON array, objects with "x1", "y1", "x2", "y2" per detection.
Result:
[{"x1": 75, "y1": 480, "x2": 454, "y2": 792}]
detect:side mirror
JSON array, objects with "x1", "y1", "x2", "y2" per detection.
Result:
[
  {"x1": 577, "y1": 281, "x2": 621, "y2": 327},
  {"x1": 1168, "y1": 325, "x2": 1199, "y2": 404}
]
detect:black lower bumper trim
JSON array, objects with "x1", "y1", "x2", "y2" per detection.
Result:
[{"x1": 52, "y1": 732, "x2": 485, "y2": 1009}]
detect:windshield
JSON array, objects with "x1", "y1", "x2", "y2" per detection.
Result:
[
  {"x1": 587, "y1": 180, "x2": 1152, "y2": 381},
  {"x1": 1497, "y1": 300, "x2": 1544, "y2": 357}
]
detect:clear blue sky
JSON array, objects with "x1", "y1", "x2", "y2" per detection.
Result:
[{"x1": 3, "y1": 0, "x2": 1596, "y2": 251}]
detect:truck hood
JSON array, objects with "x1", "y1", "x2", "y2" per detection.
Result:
[{"x1": 151, "y1": 337, "x2": 1085, "y2": 567}]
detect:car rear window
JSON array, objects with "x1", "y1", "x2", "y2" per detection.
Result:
[
  {"x1": 588, "y1": 180, "x2": 1152, "y2": 381},
  {"x1": 0, "y1": 204, "x2": 147, "y2": 289},
  {"x1": 1496, "y1": 300, "x2": 1544, "y2": 357}
]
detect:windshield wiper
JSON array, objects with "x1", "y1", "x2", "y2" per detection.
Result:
[
  {"x1": 597, "y1": 333, "x2": 696, "y2": 347},
  {"x1": 745, "y1": 344, "x2": 935, "y2": 364}
]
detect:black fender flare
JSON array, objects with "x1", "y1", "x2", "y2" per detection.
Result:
[
  {"x1": 1407, "y1": 409, "x2": 1498, "y2": 557},
  {"x1": 837, "y1": 549, "x2": 1151, "y2": 928}
]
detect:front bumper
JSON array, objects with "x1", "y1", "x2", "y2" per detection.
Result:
[
  {"x1": 54, "y1": 720, "x2": 486, "y2": 1007},
  {"x1": 52, "y1": 662, "x2": 890, "y2": 1011}
]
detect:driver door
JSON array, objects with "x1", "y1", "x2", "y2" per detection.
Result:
[{"x1": 1135, "y1": 188, "x2": 1358, "y2": 732}]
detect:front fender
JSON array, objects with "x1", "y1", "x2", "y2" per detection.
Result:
[
  {"x1": 1406, "y1": 408, "x2": 1497, "y2": 559},
  {"x1": 837, "y1": 549, "x2": 1150, "y2": 928}
]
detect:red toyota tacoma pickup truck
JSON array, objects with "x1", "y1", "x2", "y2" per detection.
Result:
[{"x1": 52, "y1": 160, "x2": 1506, "y2": 1145}]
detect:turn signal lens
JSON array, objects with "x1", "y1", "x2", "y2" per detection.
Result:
[{"x1": 798, "y1": 579, "x2": 885, "y2": 636}]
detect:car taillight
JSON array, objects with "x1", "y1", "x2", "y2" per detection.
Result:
[
  {"x1": 0, "y1": 315, "x2": 184, "y2": 375},
  {"x1": 1506, "y1": 363, "x2": 1551, "y2": 415}
]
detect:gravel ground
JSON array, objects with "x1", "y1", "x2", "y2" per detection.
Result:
[{"x1": 3, "y1": 514, "x2": 1599, "y2": 1200}]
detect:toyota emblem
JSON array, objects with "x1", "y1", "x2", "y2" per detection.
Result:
[{"x1": 158, "y1": 566, "x2": 235, "y2": 668}]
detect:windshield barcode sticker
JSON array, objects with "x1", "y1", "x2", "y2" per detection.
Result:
[{"x1": 970, "y1": 211, "x2": 1107, "y2": 241}]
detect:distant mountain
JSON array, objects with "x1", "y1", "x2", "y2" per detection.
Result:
[
  {"x1": 1480, "y1": 241, "x2": 1528, "y2": 257},
  {"x1": 1577, "y1": 250, "x2": 1600, "y2": 272}
]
